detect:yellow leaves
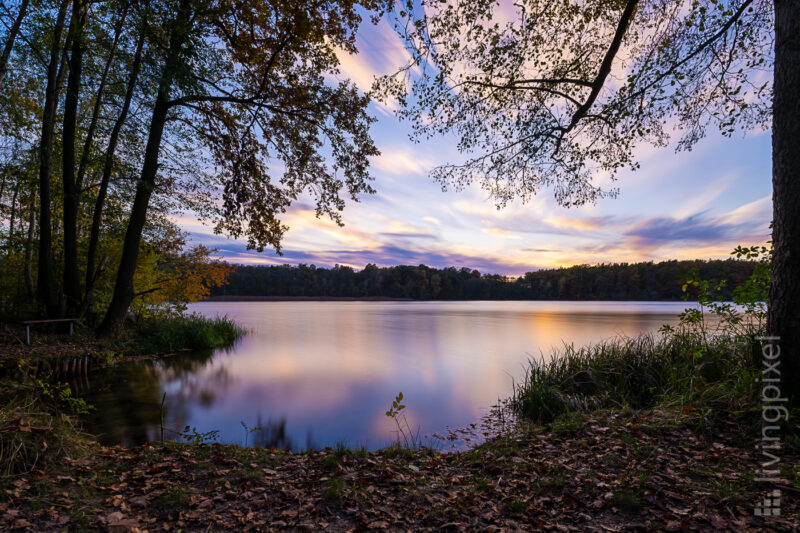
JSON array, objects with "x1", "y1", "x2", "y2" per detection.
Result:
[{"x1": 131, "y1": 243, "x2": 235, "y2": 316}]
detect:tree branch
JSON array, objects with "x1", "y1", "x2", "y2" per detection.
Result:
[
  {"x1": 133, "y1": 286, "x2": 164, "y2": 298},
  {"x1": 461, "y1": 79, "x2": 582, "y2": 107},
  {"x1": 513, "y1": 77, "x2": 593, "y2": 88},
  {"x1": 623, "y1": 0, "x2": 754, "y2": 104},
  {"x1": 567, "y1": 0, "x2": 639, "y2": 131}
]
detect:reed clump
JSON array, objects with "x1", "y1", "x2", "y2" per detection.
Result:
[{"x1": 511, "y1": 333, "x2": 760, "y2": 423}]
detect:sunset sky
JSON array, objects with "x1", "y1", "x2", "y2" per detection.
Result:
[{"x1": 179, "y1": 18, "x2": 773, "y2": 276}]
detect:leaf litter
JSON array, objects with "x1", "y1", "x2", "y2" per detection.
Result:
[{"x1": 1, "y1": 408, "x2": 797, "y2": 531}]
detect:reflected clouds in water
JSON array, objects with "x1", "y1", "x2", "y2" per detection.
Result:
[{"x1": 81, "y1": 301, "x2": 691, "y2": 450}]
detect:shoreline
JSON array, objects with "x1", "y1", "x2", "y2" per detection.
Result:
[
  {"x1": 200, "y1": 296, "x2": 692, "y2": 303},
  {"x1": 200, "y1": 295, "x2": 415, "y2": 302}
]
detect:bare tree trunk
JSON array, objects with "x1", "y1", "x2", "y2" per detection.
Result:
[
  {"x1": 85, "y1": 24, "x2": 144, "y2": 302},
  {"x1": 0, "y1": 0, "x2": 30, "y2": 88},
  {"x1": 98, "y1": 0, "x2": 192, "y2": 337},
  {"x1": 97, "y1": 93, "x2": 170, "y2": 337},
  {"x1": 7, "y1": 185, "x2": 18, "y2": 253},
  {"x1": 62, "y1": 0, "x2": 87, "y2": 315},
  {"x1": 61, "y1": 0, "x2": 92, "y2": 315},
  {"x1": 769, "y1": 0, "x2": 800, "y2": 403},
  {"x1": 24, "y1": 199, "x2": 35, "y2": 296},
  {"x1": 75, "y1": 1, "x2": 128, "y2": 190},
  {"x1": 36, "y1": 0, "x2": 70, "y2": 316}
]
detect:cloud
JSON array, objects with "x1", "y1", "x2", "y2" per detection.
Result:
[
  {"x1": 716, "y1": 194, "x2": 772, "y2": 226},
  {"x1": 624, "y1": 199, "x2": 771, "y2": 250},
  {"x1": 481, "y1": 228, "x2": 522, "y2": 239},
  {"x1": 624, "y1": 213, "x2": 732, "y2": 245},
  {"x1": 222, "y1": 244, "x2": 536, "y2": 274},
  {"x1": 379, "y1": 232, "x2": 437, "y2": 240},
  {"x1": 540, "y1": 215, "x2": 617, "y2": 233},
  {"x1": 335, "y1": 49, "x2": 383, "y2": 95},
  {"x1": 288, "y1": 244, "x2": 538, "y2": 274},
  {"x1": 671, "y1": 173, "x2": 738, "y2": 219},
  {"x1": 370, "y1": 148, "x2": 433, "y2": 176},
  {"x1": 332, "y1": 19, "x2": 421, "y2": 114}
]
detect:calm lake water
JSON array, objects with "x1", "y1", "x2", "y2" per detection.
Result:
[{"x1": 81, "y1": 301, "x2": 693, "y2": 450}]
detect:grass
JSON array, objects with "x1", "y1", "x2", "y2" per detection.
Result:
[
  {"x1": 611, "y1": 488, "x2": 644, "y2": 511},
  {"x1": 0, "y1": 380, "x2": 91, "y2": 476},
  {"x1": 711, "y1": 478, "x2": 747, "y2": 504},
  {"x1": 125, "y1": 314, "x2": 245, "y2": 354},
  {"x1": 323, "y1": 476, "x2": 346, "y2": 503},
  {"x1": 538, "y1": 466, "x2": 568, "y2": 490},
  {"x1": 504, "y1": 497, "x2": 528, "y2": 513},
  {"x1": 320, "y1": 453, "x2": 342, "y2": 472},
  {"x1": 382, "y1": 442, "x2": 421, "y2": 460},
  {"x1": 152, "y1": 486, "x2": 190, "y2": 517},
  {"x1": 510, "y1": 333, "x2": 761, "y2": 423},
  {"x1": 550, "y1": 412, "x2": 586, "y2": 435},
  {"x1": 472, "y1": 475, "x2": 491, "y2": 492}
]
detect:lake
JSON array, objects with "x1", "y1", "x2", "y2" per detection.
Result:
[{"x1": 80, "y1": 301, "x2": 693, "y2": 450}]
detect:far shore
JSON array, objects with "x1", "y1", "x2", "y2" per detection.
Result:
[{"x1": 201, "y1": 295, "x2": 415, "y2": 302}]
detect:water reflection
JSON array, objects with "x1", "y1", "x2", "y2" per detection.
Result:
[
  {"x1": 80, "y1": 301, "x2": 692, "y2": 450},
  {"x1": 81, "y1": 349, "x2": 222, "y2": 446},
  {"x1": 250, "y1": 416, "x2": 316, "y2": 450}
]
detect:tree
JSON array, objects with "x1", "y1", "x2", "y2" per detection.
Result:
[
  {"x1": 61, "y1": 0, "x2": 89, "y2": 314},
  {"x1": 770, "y1": 0, "x2": 800, "y2": 404},
  {"x1": 36, "y1": 0, "x2": 71, "y2": 315},
  {"x1": 84, "y1": 2, "x2": 143, "y2": 312},
  {"x1": 380, "y1": 1, "x2": 797, "y2": 399},
  {"x1": 97, "y1": 0, "x2": 382, "y2": 335},
  {"x1": 0, "y1": 0, "x2": 384, "y2": 331},
  {"x1": 0, "y1": 0, "x2": 31, "y2": 88}
]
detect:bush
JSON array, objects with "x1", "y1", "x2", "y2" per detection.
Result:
[
  {"x1": 511, "y1": 334, "x2": 760, "y2": 423},
  {"x1": 130, "y1": 314, "x2": 245, "y2": 354}
]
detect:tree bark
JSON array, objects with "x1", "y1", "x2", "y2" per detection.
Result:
[
  {"x1": 98, "y1": 0, "x2": 193, "y2": 337},
  {"x1": 769, "y1": 0, "x2": 800, "y2": 403},
  {"x1": 24, "y1": 199, "x2": 35, "y2": 297},
  {"x1": 36, "y1": 0, "x2": 70, "y2": 316},
  {"x1": 62, "y1": 0, "x2": 87, "y2": 315},
  {"x1": 75, "y1": 1, "x2": 128, "y2": 190},
  {"x1": 97, "y1": 95, "x2": 170, "y2": 336},
  {"x1": 7, "y1": 184, "x2": 18, "y2": 253},
  {"x1": 85, "y1": 23, "x2": 144, "y2": 303},
  {"x1": 0, "y1": 0, "x2": 30, "y2": 88}
]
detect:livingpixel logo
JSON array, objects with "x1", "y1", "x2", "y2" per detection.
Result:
[{"x1": 754, "y1": 336, "x2": 785, "y2": 517}]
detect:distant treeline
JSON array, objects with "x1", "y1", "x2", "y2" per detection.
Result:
[{"x1": 209, "y1": 260, "x2": 757, "y2": 301}]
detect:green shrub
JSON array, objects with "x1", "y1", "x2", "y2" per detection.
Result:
[
  {"x1": 513, "y1": 331, "x2": 763, "y2": 424},
  {"x1": 128, "y1": 314, "x2": 244, "y2": 354}
]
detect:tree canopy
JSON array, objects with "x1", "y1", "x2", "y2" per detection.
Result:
[
  {"x1": 378, "y1": 0, "x2": 772, "y2": 206},
  {"x1": 0, "y1": 0, "x2": 385, "y2": 331}
]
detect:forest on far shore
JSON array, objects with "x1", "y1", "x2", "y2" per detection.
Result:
[{"x1": 208, "y1": 259, "x2": 757, "y2": 301}]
